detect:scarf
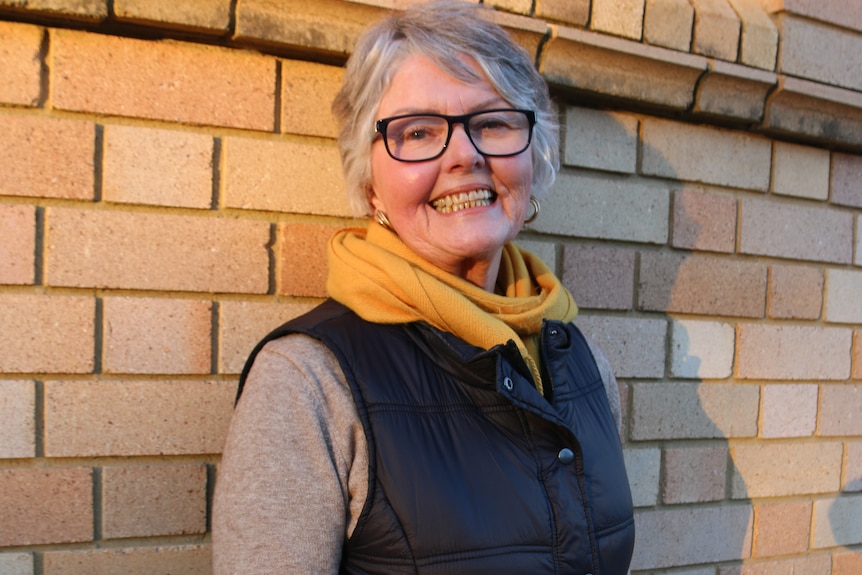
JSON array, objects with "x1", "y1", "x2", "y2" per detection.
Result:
[{"x1": 326, "y1": 224, "x2": 578, "y2": 394}]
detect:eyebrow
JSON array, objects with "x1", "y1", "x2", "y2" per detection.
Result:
[{"x1": 381, "y1": 97, "x2": 511, "y2": 118}]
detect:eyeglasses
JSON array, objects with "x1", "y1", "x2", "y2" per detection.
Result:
[{"x1": 375, "y1": 108, "x2": 536, "y2": 162}]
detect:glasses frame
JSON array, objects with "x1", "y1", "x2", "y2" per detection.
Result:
[{"x1": 374, "y1": 108, "x2": 536, "y2": 163}]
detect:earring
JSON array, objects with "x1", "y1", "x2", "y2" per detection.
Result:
[
  {"x1": 524, "y1": 196, "x2": 540, "y2": 224},
  {"x1": 375, "y1": 209, "x2": 393, "y2": 231}
]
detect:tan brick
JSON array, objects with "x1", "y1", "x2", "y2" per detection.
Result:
[
  {"x1": 763, "y1": 0, "x2": 862, "y2": 32},
  {"x1": 104, "y1": 297, "x2": 212, "y2": 374},
  {"x1": 693, "y1": 59, "x2": 775, "y2": 122},
  {"x1": 52, "y1": 29, "x2": 275, "y2": 130},
  {"x1": 639, "y1": 252, "x2": 767, "y2": 317},
  {"x1": 102, "y1": 464, "x2": 207, "y2": 538},
  {"x1": 563, "y1": 107, "x2": 638, "y2": 173},
  {"x1": 0, "y1": 294, "x2": 94, "y2": 373},
  {"x1": 820, "y1": 384, "x2": 862, "y2": 437},
  {"x1": 663, "y1": 445, "x2": 727, "y2": 504},
  {"x1": 16, "y1": 0, "x2": 107, "y2": 19},
  {"x1": 778, "y1": 16, "x2": 862, "y2": 93},
  {"x1": 0, "y1": 468, "x2": 93, "y2": 546},
  {"x1": 0, "y1": 21, "x2": 42, "y2": 106},
  {"x1": 831, "y1": 152, "x2": 862, "y2": 208},
  {"x1": 103, "y1": 125, "x2": 213, "y2": 209},
  {"x1": 767, "y1": 264, "x2": 823, "y2": 320},
  {"x1": 737, "y1": 324, "x2": 852, "y2": 380},
  {"x1": 754, "y1": 500, "x2": 811, "y2": 557},
  {"x1": 561, "y1": 245, "x2": 634, "y2": 311},
  {"x1": 0, "y1": 204, "x2": 35, "y2": 285},
  {"x1": 535, "y1": 0, "x2": 590, "y2": 27},
  {"x1": 740, "y1": 198, "x2": 854, "y2": 264},
  {"x1": 574, "y1": 315, "x2": 667, "y2": 379},
  {"x1": 731, "y1": 442, "x2": 842, "y2": 498},
  {"x1": 772, "y1": 141, "x2": 830, "y2": 200},
  {"x1": 45, "y1": 207, "x2": 270, "y2": 293},
  {"x1": 43, "y1": 545, "x2": 210, "y2": 575},
  {"x1": 515, "y1": 238, "x2": 557, "y2": 272},
  {"x1": 279, "y1": 222, "x2": 339, "y2": 297},
  {"x1": 848, "y1": 441, "x2": 862, "y2": 492},
  {"x1": 856, "y1": 330, "x2": 862, "y2": 380},
  {"x1": 825, "y1": 269, "x2": 862, "y2": 324},
  {"x1": 671, "y1": 188, "x2": 736, "y2": 253},
  {"x1": 0, "y1": 553, "x2": 31, "y2": 575},
  {"x1": 114, "y1": 0, "x2": 230, "y2": 31},
  {"x1": 812, "y1": 493, "x2": 862, "y2": 548},
  {"x1": 726, "y1": 0, "x2": 778, "y2": 69},
  {"x1": 834, "y1": 550, "x2": 862, "y2": 575},
  {"x1": 644, "y1": 0, "x2": 693, "y2": 51},
  {"x1": 0, "y1": 380, "x2": 35, "y2": 458},
  {"x1": 761, "y1": 384, "x2": 817, "y2": 438},
  {"x1": 670, "y1": 319, "x2": 735, "y2": 379},
  {"x1": 623, "y1": 447, "x2": 661, "y2": 507},
  {"x1": 44, "y1": 379, "x2": 235, "y2": 456},
  {"x1": 736, "y1": 555, "x2": 831, "y2": 575},
  {"x1": 0, "y1": 114, "x2": 95, "y2": 200},
  {"x1": 281, "y1": 60, "x2": 344, "y2": 139},
  {"x1": 485, "y1": 0, "x2": 531, "y2": 13},
  {"x1": 857, "y1": 216, "x2": 862, "y2": 267},
  {"x1": 591, "y1": 0, "x2": 644, "y2": 39},
  {"x1": 219, "y1": 300, "x2": 316, "y2": 374},
  {"x1": 642, "y1": 118, "x2": 771, "y2": 191},
  {"x1": 689, "y1": 0, "x2": 740, "y2": 60}
]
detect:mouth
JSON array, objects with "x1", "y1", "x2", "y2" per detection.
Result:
[{"x1": 430, "y1": 189, "x2": 496, "y2": 214}]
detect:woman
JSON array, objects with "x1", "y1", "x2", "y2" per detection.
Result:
[{"x1": 213, "y1": 2, "x2": 634, "y2": 573}]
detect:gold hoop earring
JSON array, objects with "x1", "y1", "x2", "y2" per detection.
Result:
[
  {"x1": 375, "y1": 209, "x2": 393, "y2": 231},
  {"x1": 524, "y1": 196, "x2": 540, "y2": 224}
]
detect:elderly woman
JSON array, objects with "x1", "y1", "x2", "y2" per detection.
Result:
[{"x1": 213, "y1": 2, "x2": 634, "y2": 574}]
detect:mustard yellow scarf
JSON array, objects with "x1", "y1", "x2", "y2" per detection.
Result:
[{"x1": 326, "y1": 224, "x2": 578, "y2": 394}]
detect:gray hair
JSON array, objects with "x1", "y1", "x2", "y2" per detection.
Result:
[{"x1": 331, "y1": 0, "x2": 559, "y2": 217}]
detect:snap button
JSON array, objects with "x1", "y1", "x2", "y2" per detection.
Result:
[
  {"x1": 549, "y1": 327, "x2": 559, "y2": 337},
  {"x1": 557, "y1": 448, "x2": 575, "y2": 464},
  {"x1": 502, "y1": 377, "x2": 514, "y2": 391}
]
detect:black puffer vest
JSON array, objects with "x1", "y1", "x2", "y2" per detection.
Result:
[{"x1": 238, "y1": 299, "x2": 634, "y2": 575}]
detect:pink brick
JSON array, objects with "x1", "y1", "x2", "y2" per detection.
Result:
[
  {"x1": 819, "y1": 384, "x2": 862, "y2": 436},
  {"x1": 761, "y1": 384, "x2": 817, "y2": 438},
  {"x1": 831, "y1": 152, "x2": 862, "y2": 208},
  {"x1": 102, "y1": 464, "x2": 207, "y2": 538},
  {"x1": 0, "y1": 114, "x2": 95, "y2": 200},
  {"x1": 103, "y1": 125, "x2": 213, "y2": 209},
  {"x1": 731, "y1": 442, "x2": 842, "y2": 498},
  {"x1": 663, "y1": 445, "x2": 727, "y2": 503},
  {"x1": 281, "y1": 60, "x2": 344, "y2": 138},
  {"x1": 753, "y1": 500, "x2": 812, "y2": 557},
  {"x1": 0, "y1": 468, "x2": 93, "y2": 546},
  {"x1": 0, "y1": 21, "x2": 42, "y2": 106},
  {"x1": 562, "y1": 245, "x2": 635, "y2": 310},
  {"x1": 0, "y1": 380, "x2": 35, "y2": 458},
  {"x1": 279, "y1": 222, "x2": 340, "y2": 297},
  {"x1": 736, "y1": 555, "x2": 831, "y2": 575},
  {"x1": 767, "y1": 264, "x2": 823, "y2": 320},
  {"x1": 44, "y1": 380, "x2": 235, "y2": 456},
  {"x1": 672, "y1": 188, "x2": 737, "y2": 252},
  {"x1": 847, "y1": 441, "x2": 862, "y2": 492},
  {"x1": 834, "y1": 550, "x2": 862, "y2": 575},
  {"x1": 103, "y1": 297, "x2": 212, "y2": 374},
  {"x1": 855, "y1": 330, "x2": 862, "y2": 380},
  {"x1": 53, "y1": 29, "x2": 275, "y2": 130},
  {"x1": 0, "y1": 204, "x2": 35, "y2": 285},
  {"x1": 825, "y1": 269, "x2": 862, "y2": 324},
  {"x1": 0, "y1": 294, "x2": 95, "y2": 374},
  {"x1": 43, "y1": 545, "x2": 211, "y2": 575},
  {"x1": 737, "y1": 323, "x2": 852, "y2": 380},
  {"x1": 45, "y1": 207, "x2": 269, "y2": 293}
]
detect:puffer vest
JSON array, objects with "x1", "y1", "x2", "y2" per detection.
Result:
[{"x1": 238, "y1": 299, "x2": 635, "y2": 575}]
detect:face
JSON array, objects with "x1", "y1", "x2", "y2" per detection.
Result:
[{"x1": 369, "y1": 53, "x2": 534, "y2": 286}]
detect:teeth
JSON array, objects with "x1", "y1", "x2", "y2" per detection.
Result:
[{"x1": 431, "y1": 189, "x2": 494, "y2": 214}]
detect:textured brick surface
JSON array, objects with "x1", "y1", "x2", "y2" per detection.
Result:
[
  {"x1": 670, "y1": 319, "x2": 735, "y2": 379},
  {"x1": 574, "y1": 316, "x2": 667, "y2": 379},
  {"x1": 856, "y1": 330, "x2": 862, "y2": 380},
  {"x1": 0, "y1": 114, "x2": 95, "y2": 199},
  {"x1": 0, "y1": 380, "x2": 35, "y2": 458},
  {"x1": 0, "y1": 204, "x2": 35, "y2": 285},
  {"x1": 760, "y1": 384, "x2": 817, "y2": 438},
  {"x1": 812, "y1": 493, "x2": 862, "y2": 548},
  {"x1": 737, "y1": 324, "x2": 852, "y2": 380},
  {"x1": 0, "y1": 553, "x2": 31, "y2": 575},
  {"x1": 819, "y1": 384, "x2": 862, "y2": 437},
  {"x1": 767, "y1": 264, "x2": 823, "y2": 320},
  {"x1": 753, "y1": 500, "x2": 812, "y2": 557},
  {"x1": 563, "y1": 107, "x2": 638, "y2": 173},
  {"x1": 778, "y1": 16, "x2": 862, "y2": 93},
  {"x1": 693, "y1": 60, "x2": 775, "y2": 121},
  {"x1": 53, "y1": 29, "x2": 275, "y2": 130},
  {"x1": 113, "y1": 0, "x2": 230, "y2": 31},
  {"x1": 671, "y1": 188, "x2": 736, "y2": 253},
  {"x1": 623, "y1": 447, "x2": 661, "y2": 507},
  {"x1": 516, "y1": 238, "x2": 557, "y2": 273},
  {"x1": 0, "y1": 21, "x2": 42, "y2": 106},
  {"x1": 663, "y1": 445, "x2": 728, "y2": 503},
  {"x1": 11, "y1": 0, "x2": 107, "y2": 19},
  {"x1": 103, "y1": 125, "x2": 213, "y2": 209},
  {"x1": 281, "y1": 60, "x2": 344, "y2": 139},
  {"x1": 857, "y1": 216, "x2": 862, "y2": 267},
  {"x1": 772, "y1": 141, "x2": 830, "y2": 200},
  {"x1": 732, "y1": 555, "x2": 831, "y2": 575},
  {"x1": 561, "y1": 245, "x2": 635, "y2": 310},
  {"x1": 831, "y1": 152, "x2": 862, "y2": 208},
  {"x1": 825, "y1": 269, "x2": 862, "y2": 324},
  {"x1": 42, "y1": 545, "x2": 211, "y2": 575},
  {"x1": 848, "y1": 441, "x2": 862, "y2": 492},
  {"x1": 45, "y1": 207, "x2": 270, "y2": 293},
  {"x1": 731, "y1": 442, "x2": 842, "y2": 498},
  {"x1": 279, "y1": 222, "x2": 339, "y2": 297},
  {"x1": 644, "y1": 0, "x2": 693, "y2": 51},
  {"x1": 0, "y1": 468, "x2": 93, "y2": 546},
  {"x1": 834, "y1": 551, "x2": 862, "y2": 575},
  {"x1": 689, "y1": 0, "x2": 740, "y2": 60},
  {"x1": 43, "y1": 380, "x2": 235, "y2": 456},
  {"x1": 535, "y1": 0, "x2": 590, "y2": 26},
  {"x1": 0, "y1": 294, "x2": 95, "y2": 373},
  {"x1": 726, "y1": 0, "x2": 778, "y2": 69},
  {"x1": 590, "y1": 0, "x2": 644, "y2": 39}
]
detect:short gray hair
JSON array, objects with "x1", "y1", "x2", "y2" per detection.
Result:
[{"x1": 331, "y1": 0, "x2": 559, "y2": 216}]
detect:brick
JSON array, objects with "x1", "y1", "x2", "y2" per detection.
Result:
[
  {"x1": 0, "y1": 204, "x2": 35, "y2": 285},
  {"x1": 761, "y1": 384, "x2": 817, "y2": 438},
  {"x1": 642, "y1": 118, "x2": 771, "y2": 191},
  {"x1": 515, "y1": 238, "x2": 557, "y2": 273},
  {"x1": 831, "y1": 152, "x2": 862, "y2": 208},
  {"x1": 563, "y1": 107, "x2": 637, "y2": 173},
  {"x1": 114, "y1": 0, "x2": 230, "y2": 31},
  {"x1": 856, "y1": 330, "x2": 862, "y2": 380},
  {"x1": 0, "y1": 114, "x2": 95, "y2": 200},
  {"x1": 848, "y1": 441, "x2": 862, "y2": 492},
  {"x1": 535, "y1": 0, "x2": 590, "y2": 27},
  {"x1": 0, "y1": 294, "x2": 94, "y2": 373},
  {"x1": 735, "y1": 555, "x2": 831, "y2": 575},
  {"x1": 638, "y1": 252, "x2": 767, "y2": 317},
  {"x1": 693, "y1": 60, "x2": 776, "y2": 122},
  {"x1": 43, "y1": 379, "x2": 235, "y2": 456},
  {"x1": 631, "y1": 505, "x2": 753, "y2": 570},
  {"x1": 834, "y1": 550, "x2": 862, "y2": 575},
  {"x1": 561, "y1": 245, "x2": 634, "y2": 311},
  {"x1": 103, "y1": 125, "x2": 213, "y2": 209},
  {"x1": 644, "y1": 0, "x2": 693, "y2": 51},
  {"x1": 812, "y1": 493, "x2": 862, "y2": 548},
  {"x1": 223, "y1": 136, "x2": 350, "y2": 217},
  {"x1": 671, "y1": 188, "x2": 737, "y2": 253},
  {"x1": 0, "y1": 468, "x2": 93, "y2": 546},
  {"x1": 42, "y1": 545, "x2": 210, "y2": 575},
  {"x1": 0, "y1": 553, "x2": 31, "y2": 575},
  {"x1": 767, "y1": 264, "x2": 823, "y2": 320},
  {"x1": 820, "y1": 384, "x2": 862, "y2": 437},
  {"x1": 663, "y1": 445, "x2": 727, "y2": 504},
  {"x1": 485, "y1": 0, "x2": 531, "y2": 14},
  {"x1": 102, "y1": 464, "x2": 207, "y2": 538},
  {"x1": 574, "y1": 315, "x2": 667, "y2": 379},
  {"x1": 737, "y1": 324, "x2": 852, "y2": 380},
  {"x1": 772, "y1": 141, "x2": 830, "y2": 200},
  {"x1": 623, "y1": 447, "x2": 661, "y2": 507},
  {"x1": 103, "y1": 297, "x2": 212, "y2": 374},
  {"x1": 763, "y1": 0, "x2": 862, "y2": 32},
  {"x1": 0, "y1": 380, "x2": 35, "y2": 458},
  {"x1": 590, "y1": 0, "x2": 644, "y2": 40},
  {"x1": 52, "y1": 29, "x2": 275, "y2": 130},
  {"x1": 778, "y1": 16, "x2": 862, "y2": 93},
  {"x1": 689, "y1": 0, "x2": 740, "y2": 61},
  {"x1": 670, "y1": 319, "x2": 735, "y2": 379},
  {"x1": 739, "y1": 198, "x2": 854, "y2": 264},
  {"x1": 825, "y1": 269, "x2": 862, "y2": 324},
  {"x1": 754, "y1": 500, "x2": 812, "y2": 557},
  {"x1": 14, "y1": 0, "x2": 107, "y2": 19},
  {"x1": 857, "y1": 216, "x2": 862, "y2": 266},
  {"x1": 731, "y1": 442, "x2": 842, "y2": 498},
  {"x1": 279, "y1": 222, "x2": 341, "y2": 297},
  {"x1": 45, "y1": 207, "x2": 270, "y2": 293},
  {"x1": 631, "y1": 382, "x2": 759, "y2": 440},
  {"x1": 281, "y1": 60, "x2": 344, "y2": 139},
  {"x1": 219, "y1": 300, "x2": 317, "y2": 374},
  {"x1": 533, "y1": 171, "x2": 669, "y2": 244},
  {"x1": 726, "y1": 0, "x2": 778, "y2": 69},
  {"x1": 0, "y1": 21, "x2": 42, "y2": 106}
]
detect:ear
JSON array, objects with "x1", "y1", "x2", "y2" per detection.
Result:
[{"x1": 367, "y1": 185, "x2": 384, "y2": 213}]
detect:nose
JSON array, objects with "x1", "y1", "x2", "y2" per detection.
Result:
[{"x1": 443, "y1": 123, "x2": 484, "y2": 167}]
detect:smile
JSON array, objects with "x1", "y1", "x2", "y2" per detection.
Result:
[{"x1": 430, "y1": 189, "x2": 495, "y2": 214}]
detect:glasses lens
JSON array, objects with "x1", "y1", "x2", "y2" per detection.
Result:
[
  {"x1": 468, "y1": 110, "x2": 532, "y2": 157},
  {"x1": 383, "y1": 116, "x2": 449, "y2": 161}
]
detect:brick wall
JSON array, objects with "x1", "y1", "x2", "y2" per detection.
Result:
[{"x1": 0, "y1": 0, "x2": 860, "y2": 573}]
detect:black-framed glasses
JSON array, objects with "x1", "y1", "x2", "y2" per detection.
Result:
[{"x1": 375, "y1": 108, "x2": 536, "y2": 162}]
